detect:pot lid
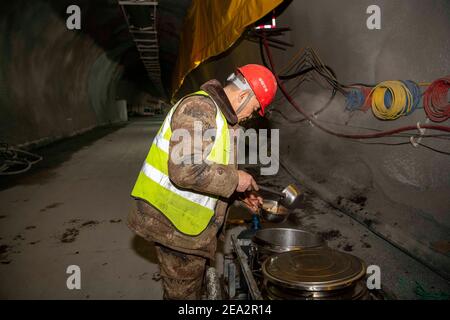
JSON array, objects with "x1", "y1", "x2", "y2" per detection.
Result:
[{"x1": 262, "y1": 248, "x2": 366, "y2": 291}]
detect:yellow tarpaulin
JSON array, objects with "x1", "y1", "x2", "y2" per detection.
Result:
[{"x1": 171, "y1": 0, "x2": 283, "y2": 99}]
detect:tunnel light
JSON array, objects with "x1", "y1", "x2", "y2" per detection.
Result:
[{"x1": 255, "y1": 13, "x2": 277, "y2": 30}]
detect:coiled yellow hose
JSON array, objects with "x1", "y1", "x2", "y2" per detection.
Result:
[{"x1": 370, "y1": 81, "x2": 413, "y2": 120}]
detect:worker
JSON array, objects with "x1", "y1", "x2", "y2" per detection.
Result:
[{"x1": 127, "y1": 64, "x2": 277, "y2": 300}]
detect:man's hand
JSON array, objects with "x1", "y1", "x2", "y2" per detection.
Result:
[
  {"x1": 236, "y1": 170, "x2": 259, "y2": 192},
  {"x1": 241, "y1": 192, "x2": 263, "y2": 212}
]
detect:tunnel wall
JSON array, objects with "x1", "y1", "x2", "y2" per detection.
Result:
[
  {"x1": 178, "y1": 0, "x2": 450, "y2": 277},
  {"x1": 0, "y1": 1, "x2": 130, "y2": 148}
]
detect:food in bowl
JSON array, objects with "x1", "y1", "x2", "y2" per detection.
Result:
[{"x1": 260, "y1": 200, "x2": 289, "y2": 222}]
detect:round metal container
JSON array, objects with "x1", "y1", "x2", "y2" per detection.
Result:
[
  {"x1": 260, "y1": 200, "x2": 289, "y2": 223},
  {"x1": 253, "y1": 228, "x2": 325, "y2": 256},
  {"x1": 263, "y1": 279, "x2": 370, "y2": 300},
  {"x1": 261, "y1": 248, "x2": 366, "y2": 293}
]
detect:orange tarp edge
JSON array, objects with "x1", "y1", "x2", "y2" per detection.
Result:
[{"x1": 171, "y1": 0, "x2": 283, "y2": 99}]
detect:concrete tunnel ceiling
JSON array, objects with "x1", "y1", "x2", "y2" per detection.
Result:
[
  {"x1": 83, "y1": 0, "x2": 193, "y2": 97},
  {"x1": 2, "y1": 0, "x2": 192, "y2": 98},
  {"x1": 80, "y1": 0, "x2": 194, "y2": 98},
  {"x1": 68, "y1": 0, "x2": 166, "y2": 96},
  {"x1": 72, "y1": 0, "x2": 193, "y2": 98}
]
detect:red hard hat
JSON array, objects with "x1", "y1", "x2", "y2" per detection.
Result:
[{"x1": 237, "y1": 64, "x2": 277, "y2": 116}]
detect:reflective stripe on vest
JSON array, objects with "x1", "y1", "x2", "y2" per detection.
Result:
[{"x1": 131, "y1": 90, "x2": 230, "y2": 236}]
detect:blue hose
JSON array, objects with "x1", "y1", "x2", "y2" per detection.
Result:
[
  {"x1": 345, "y1": 87, "x2": 366, "y2": 111},
  {"x1": 402, "y1": 80, "x2": 421, "y2": 114}
]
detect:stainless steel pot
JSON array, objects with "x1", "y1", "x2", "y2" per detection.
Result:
[
  {"x1": 252, "y1": 228, "x2": 326, "y2": 260},
  {"x1": 261, "y1": 248, "x2": 369, "y2": 300}
]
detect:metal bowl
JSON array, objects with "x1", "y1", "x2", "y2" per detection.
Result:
[
  {"x1": 253, "y1": 227, "x2": 325, "y2": 255},
  {"x1": 260, "y1": 199, "x2": 289, "y2": 223}
]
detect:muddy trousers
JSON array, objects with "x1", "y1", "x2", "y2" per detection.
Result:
[{"x1": 154, "y1": 244, "x2": 207, "y2": 300}]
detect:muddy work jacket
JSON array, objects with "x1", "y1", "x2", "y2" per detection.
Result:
[{"x1": 128, "y1": 79, "x2": 239, "y2": 259}]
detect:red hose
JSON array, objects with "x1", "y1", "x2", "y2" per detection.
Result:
[
  {"x1": 262, "y1": 38, "x2": 450, "y2": 139},
  {"x1": 423, "y1": 76, "x2": 450, "y2": 122}
]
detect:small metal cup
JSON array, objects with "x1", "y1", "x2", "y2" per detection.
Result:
[{"x1": 279, "y1": 184, "x2": 302, "y2": 208}]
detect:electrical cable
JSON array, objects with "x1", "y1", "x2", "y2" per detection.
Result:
[
  {"x1": 262, "y1": 37, "x2": 450, "y2": 138},
  {"x1": 270, "y1": 91, "x2": 337, "y2": 123},
  {"x1": 417, "y1": 142, "x2": 450, "y2": 155},
  {"x1": 423, "y1": 76, "x2": 450, "y2": 122},
  {"x1": 350, "y1": 141, "x2": 411, "y2": 146},
  {"x1": 370, "y1": 80, "x2": 414, "y2": 120},
  {"x1": 345, "y1": 87, "x2": 366, "y2": 111},
  {"x1": 345, "y1": 86, "x2": 372, "y2": 111},
  {"x1": 279, "y1": 65, "x2": 338, "y2": 81},
  {"x1": 260, "y1": 38, "x2": 341, "y2": 119},
  {"x1": 271, "y1": 112, "x2": 450, "y2": 140},
  {"x1": 271, "y1": 75, "x2": 310, "y2": 105},
  {"x1": 0, "y1": 143, "x2": 43, "y2": 175},
  {"x1": 0, "y1": 159, "x2": 32, "y2": 175},
  {"x1": 350, "y1": 140, "x2": 450, "y2": 155},
  {"x1": 346, "y1": 81, "x2": 421, "y2": 116},
  {"x1": 259, "y1": 38, "x2": 344, "y2": 93},
  {"x1": 402, "y1": 80, "x2": 422, "y2": 114},
  {"x1": 260, "y1": 38, "x2": 338, "y2": 115}
]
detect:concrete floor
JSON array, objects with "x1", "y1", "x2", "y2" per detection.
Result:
[
  {"x1": 0, "y1": 118, "x2": 165, "y2": 299},
  {"x1": 0, "y1": 118, "x2": 448, "y2": 299}
]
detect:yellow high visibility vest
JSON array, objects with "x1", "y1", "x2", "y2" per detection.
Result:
[{"x1": 131, "y1": 90, "x2": 231, "y2": 236}]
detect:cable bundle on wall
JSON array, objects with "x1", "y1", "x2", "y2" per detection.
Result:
[
  {"x1": 423, "y1": 76, "x2": 450, "y2": 122},
  {"x1": 262, "y1": 37, "x2": 450, "y2": 140},
  {"x1": 370, "y1": 80, "x2": 418, "y2": 120},
  {"x1": 345, "y1": 86, "x2": 372, "y2": 111},
  {"x1": 261, "y1": 39, "x2": 450, "y2": 125},
  {"x1": 346, "y1": 80, "x2": 421, "y2": 118},
  {"x1": 402, "y1": 80, "x2": 422, "y2": 113}
]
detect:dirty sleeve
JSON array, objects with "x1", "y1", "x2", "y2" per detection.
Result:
[{"x1": 167, "y1": 96, "x2": 238, "y2": 199}]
